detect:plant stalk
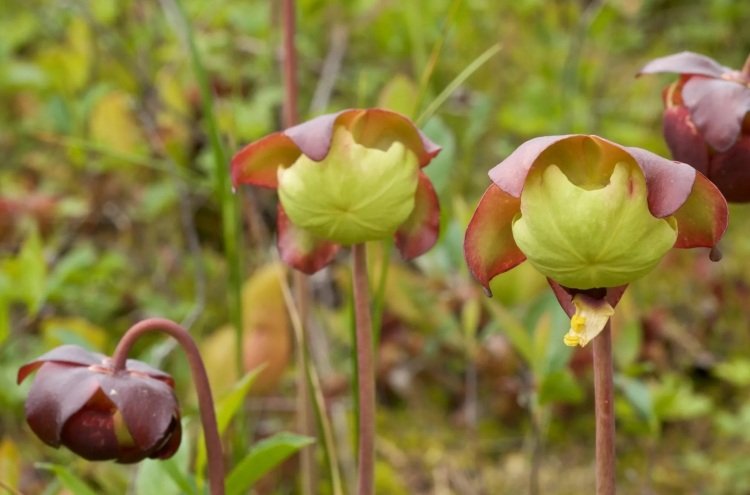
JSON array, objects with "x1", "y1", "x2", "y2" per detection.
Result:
[
  {"x1": 279, "y1": 1, "x2": 317, "y2": 492},
  {"x1": 112, "y1": 318, "x2": 225, "y2": 495},
  {"x1": 352, "y1": 244, "x2": 375, "y2": 495},
  {"x1": 593, "y1": 321, "x2": 615, "y2": 495}
]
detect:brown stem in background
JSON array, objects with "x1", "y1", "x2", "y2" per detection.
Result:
[
  {"x1": 593, "y1": 321, "x2": 616, "y2": 495},
  {"x1": 112, "y1": 318, "x2": 225, "y2": 495},
  {"x1": 352, "y1": 244, "x2": 375, "y2": 495},
  {"x1": 280, "y1": 1, "x2": 317, "y2": 493}
]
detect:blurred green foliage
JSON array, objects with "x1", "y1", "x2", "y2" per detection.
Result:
[{"x1": 2, "y1": 0, "x2": 750, "y2": 493}]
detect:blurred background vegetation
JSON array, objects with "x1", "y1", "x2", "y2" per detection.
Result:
[{"x1": 2, "y1": 0, "x2": 750, "y2": 493}]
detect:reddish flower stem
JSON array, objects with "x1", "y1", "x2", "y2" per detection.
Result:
[
  {"x1": 593, "y1": 321, "x2": 616, "y2": 495},
  {"x1": 112, "y1": 318, "x2": 225, "y2": 495},
  {"x1": 352, "y1": 244, "x2": 375, "y2": 495},
  {"x1": 281, "y1": 0, "x2": 299, "y2": 126}
]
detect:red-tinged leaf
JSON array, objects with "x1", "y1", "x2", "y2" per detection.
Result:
[
  {"x1": 548, "y1": 280, "x2": 628, "y2": 318},
  {"x1": 464, "y1": 184, "x2": 525, "y2": 295},
  {"x1": 710, "y1": 134, "x2": 750, "y2": 202},
  {"x1": 638, "y1": 51, "x2": 728, "y2": 78},
  {"x1": 672, "y1": 172, "x2": 728, "y2": 248},
  {"x1": 395, "y1": 172, "x2": 440, "y2": 259},
  {"x1": 626, "y1": 146, "x2": 696, "y2": 218},
  {"x1": 683, "y1": 77, "x2": 750, "y2": 151},
  {"x1": 18, "y1": 345, "x2": 104, "y2": 384},
  {"x1": 663, "y1": 106, "x2": 710, "y2": 176},
  {"x1": 340, "y1": 108, "x2": 441, "y2": 167},
  {"x1": 276, "y1": 205, "x2": 341, "y2": 274},
  {"x1": 231, "y1": 132, "x2": 301, "y2": 189}
]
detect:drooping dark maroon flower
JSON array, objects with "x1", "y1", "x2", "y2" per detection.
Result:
[
  {"x1": 639, "y1": 51, "x2": 750, "y2": 202},
  {"x1": 17, "y1": 345, "x2": 181, "y2": 463}
]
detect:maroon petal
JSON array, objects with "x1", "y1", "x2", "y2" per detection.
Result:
[
  {"x1": 488, "y1": 135, "x2": 573, "y2": 197},
  {"x1": 59, "y1": 389, "x2": 121, "y2": 461},
  {"x1": 710, "y1": 134, "x2": 750, "y2": 202},
  {"x1": 464, "y1": 184, "x2": 525, "y2": 295},
  {"x1": 682, "y1": 77, "x2": 750, "y2": 151},
  {"x1": 277, "y1": 205, "x2": 341, "y2": 274},
  {"x1": 122, "y1": 359, "x2": 175, "y2": 386},
  {"x1": 662, "y1": 106, "x2": 710, "y2": 176},
  {"x1": 231, "y1": 132, "x2": 301, "y2": 189},
  {"x1": 548, "y1": 280, "x2": 628, "y2": 318},
  {"x1": 638, "y1": 51, "x2": 729, "y2": 78},
  {"x1": 671, "y1": 171, "x2": 728, "y2": 248},
  {"x1": 395, "y1": 172, "x2": 440, "y2": 259},
  {"x1": 25, "y1": 363, "x2": 101, "y2": 447},
  {"x1": 99, "y1": 373, "x2": 179, "y2": 453},
  {"x1": 18, "y1": 345, "x2": 105, "y2": 384},
  {"x1": 626, "y1": 146, "x2": 697, "y2": 218}
]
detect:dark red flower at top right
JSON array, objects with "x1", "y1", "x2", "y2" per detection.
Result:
[{"x1": 639, "y1": 51, "x2": 750, "y2": 202}]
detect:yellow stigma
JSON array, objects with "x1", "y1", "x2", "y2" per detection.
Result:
[{"x1": 562, "y1": 294, "x2": 614, "y2": 347}]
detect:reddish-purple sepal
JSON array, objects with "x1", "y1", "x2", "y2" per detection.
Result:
[
  {"x1": 337, "y1": 108, "x2": 441, "y2": 167},
  {"x1": 231, "y1": 132, "x2": 301, "y2": 189},
  {"x1": 464, "y1": 184, "x2": 525, "y2": 295},
  {"x1": 488, "y1": 135, "x2": 572, "y2": 197},
  {"x1": 395, "y1": 172, "x2": 440, "y2": 260},
  {"x1": 276, "y1": 205, "x2": 341, "y2": 274},
  {"x1": 672, "y1": 172, "x2": 728, "y2": 249},
  {"x1": 710, "y1": 134, "x2": 750, "y2": 202},
  {"x1": 638, "y1": 51, "x2": 729, "y2": 78},
  {"x1": 17, "y1": 345, "x2": 102, "y2": 383},
  {"x1": 682, "y1": 77, "x2": 750, "y2": 152},
  {"x1": 548, "y1": 279, "x2": 628, "y2": 318},
  {"x1": 625, "y1": 146, "x2": 696, "y2": 217},
  {"x1": 663, "y1": 106, "x2": 710, "y2": 176}
]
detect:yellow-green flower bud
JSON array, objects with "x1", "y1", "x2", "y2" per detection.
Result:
[
  {"x1": 511, "y1": 161, "x2": 678, "y2": 289},
  {"x1": 277, "y1": 126, "x2": 420, "y2": 245}
]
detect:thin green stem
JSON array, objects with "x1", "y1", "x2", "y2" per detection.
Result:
[
  {"x1": 161, "y1": 0, "x2": 244, "y2": 376},
  {"x1": 112, "y1": 318, "x2": 224, "y2": 495},
  {"x1": 352, "y1": 244, "x2": 375, "y2": 495},
  {"x1": 593, "y1": 321, "x2": 616, "y2": 495},
  {"x1": 278, "y1": 268, "x2": 345, "y2": 495}
]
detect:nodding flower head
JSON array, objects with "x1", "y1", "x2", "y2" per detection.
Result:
[
  {"x1": 18, "y1": 345, "x2": 181, "y2": 463},
  {"x1": 231, "y1": 108, "x2": 442, "y2": 273},
  {"x1": 639, "y1": 51, "x2": 750, "y2": 202},
  {"x1": 464, "y1": 134, "x2": 727, "y2": 347}
]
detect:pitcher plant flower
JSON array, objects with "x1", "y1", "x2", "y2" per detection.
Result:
[
  {"x1": 639, "y1": 51, "x2": 750, "y2": 202},
  {"x1": 17, "y1": 345, "x2": 181, "y2": 463},
  {"x1": 464, "y1": 135, "x2": 728, "y2": 347},
  {"x1": 230, "y1": 108, "x2": 441, "y2": 273}
]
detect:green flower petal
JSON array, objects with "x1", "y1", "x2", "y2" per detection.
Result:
[{"x1": 512, "y1": 161, "x2": 678, "y2": 289}]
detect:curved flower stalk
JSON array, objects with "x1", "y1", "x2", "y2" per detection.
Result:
[
  {"x1": 230, "y1": 108, "x2": 442, "y2": 273},
  {"x1": 639, "y1": 51, "x2": 750, "y2": 202},
  {"x1": 18, "y1": 345, "x2": 181, "y2": 464},
  {"x1": 18, "y1": 318, "x2": 225, "y2": 495},
  {"x1": 464, "y1": 134, "x2": 728, "y2": 347}
]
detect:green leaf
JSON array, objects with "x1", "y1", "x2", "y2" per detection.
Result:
[
  {"x1": 538, "y1": 369, "x2": 583, "y2": 405},
  {"x1": 195, "y1": 366, "x2": 265, "y2": 481},
  {"x1": 226, "y1": 433, "x2": 315, "y2": 495},
  {"x1": 482, "y1": 298, "x2": 533, "y2": 365},
  {"x1": 35, "y1": 463, "x2": 98, "y2": 495},
  {"x1": 713, "y1": 359, "x2": 750, "y2": 387},
  {"x1": 0, "y1": 297, "x2": 8, "y2": 346},
  {"x1": 615, "y1": 374, "x2": 655, "y2": 423},
  {"x1": 422, "y1": 117, "x2": 455, "y2": 197},
  {"x1": 135, "y1": 432, "x2": 194, "y2": 495}
]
